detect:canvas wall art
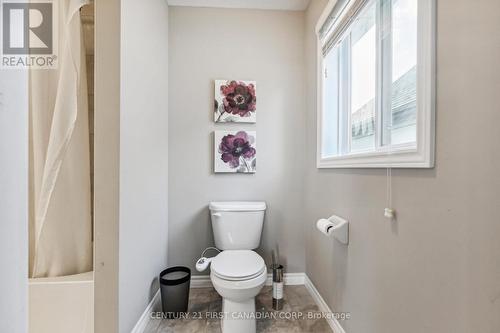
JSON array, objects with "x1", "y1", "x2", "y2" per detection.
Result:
[
  {"x1": 214, "y1": 80, "x2": 256, "y2": 123},
  {"x1": 214, "y1": 130, "x2": 256, "y2": 173}
]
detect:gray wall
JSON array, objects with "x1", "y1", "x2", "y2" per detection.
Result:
[
  {"x1": 0, "y1": 67, "x2": 29, "y2": 333},
  {"x1": 168, "y1": 7, "x2": 306, "y2": 274},
  {"x1": 119, "y1": 0, "x2": 169, "y2": 332},
  {"x1": 304, "y1": 0, "x2": 500, "y2": 332}
]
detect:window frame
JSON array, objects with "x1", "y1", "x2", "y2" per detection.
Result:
[{"x1": 315, "y1": 0, "x2": 436, "y2": 168}]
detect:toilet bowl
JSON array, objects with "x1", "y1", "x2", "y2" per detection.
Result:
[
  {"x1": 200, "y1": 201, "x2": 267, "y2": 333},
  {"x1": 210, "y1": 250, "x2": 267, "y2": 333}
]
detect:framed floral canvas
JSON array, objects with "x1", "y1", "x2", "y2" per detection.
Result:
[
  {"x1": 214, "y1": 131, "x2": 256, "y2": 173},
  {"x1": 214, "y1": 80, "x2": 256, "y2": 123}
]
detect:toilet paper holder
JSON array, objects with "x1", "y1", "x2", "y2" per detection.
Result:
[{"x1": 316, "y1": 215, "x2": 349, "y2": 245}]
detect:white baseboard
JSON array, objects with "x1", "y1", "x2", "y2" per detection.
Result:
[
  {"x1": 304, "y1": 275, "x2": 346, "y2": 333},
  {"x1": 190, "y1": 275, "x2": 213, "y2": 288},
  {"x1": 130, "y1": 289, "x2": 161, "y2": 333},
  {"x1": 265, "y1": 272, "x2": 305, "y2": 286},
  {"x1": 133, "y1": 273, "x2": 345, "y2": 333},
  {"x1": 191, "y1": 272, "x2": 306, "y2": 288}
]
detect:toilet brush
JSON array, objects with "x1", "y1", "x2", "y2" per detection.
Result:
[{"x1": 271, "y1": 250, "x2": 283, "y2": 310}]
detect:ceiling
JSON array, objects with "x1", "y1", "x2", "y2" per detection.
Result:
[{"x1": 166, "y1": 0, "x2": 312, "y2": 11}]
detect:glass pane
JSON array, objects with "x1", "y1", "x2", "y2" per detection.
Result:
[
  {"x1": 322, "y1": 47, "x2": 340, "y2": 158},
  {"x1": 390, "y1": 0, "x2": 417, "y2": 145},
  {"x1": 350, "y1": 2, "x2": 377, "y2": 152}
]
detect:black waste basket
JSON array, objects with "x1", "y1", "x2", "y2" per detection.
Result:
[{"x1": 159, "y1": 266, "x2": 191, "y2": 319}]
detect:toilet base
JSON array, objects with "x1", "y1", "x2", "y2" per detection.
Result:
[{"x1": 221, "y1": 298, "x2": 256, "y2": 333}]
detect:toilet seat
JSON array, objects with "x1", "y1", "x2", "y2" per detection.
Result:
[{"x1": 211, "y1": 250, "x2": 266, "y2": 281}]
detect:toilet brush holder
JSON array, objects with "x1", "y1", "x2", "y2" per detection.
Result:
[{"x1": 271, "y1": 265, "x2": 284, "y2": 310}]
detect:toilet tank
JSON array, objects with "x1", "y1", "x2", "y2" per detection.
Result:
[{"x1": 209, "y1": 201, "x2": 266, "y2": 250}]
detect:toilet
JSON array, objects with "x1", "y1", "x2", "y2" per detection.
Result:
[{"x1": 208, "y1": 201, "x2": 267, "y2": 333}]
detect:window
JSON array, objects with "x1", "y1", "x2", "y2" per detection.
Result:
[{"x1": 316, "y1": 0, "x2": 435, "y2": 168}]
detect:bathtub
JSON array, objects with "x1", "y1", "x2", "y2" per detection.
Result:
[{"x1": 29, "y1": 271, "x2": 94, "y2": 333}]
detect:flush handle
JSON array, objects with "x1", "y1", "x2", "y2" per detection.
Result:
[{"x1": 213, "y1": 212, "x2": 222, "y2": 217}]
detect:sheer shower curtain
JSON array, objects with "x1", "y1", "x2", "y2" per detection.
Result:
[{"x1": 30, "y1": 0, "x2": 92, "y2": 278}]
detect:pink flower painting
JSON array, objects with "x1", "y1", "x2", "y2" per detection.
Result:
[
  {"x1": 214, "y1": 80, "x2": 256, "y2": 123},
  {"x1": 214, "y1": 131, "x2": 256, "y2": 173}
]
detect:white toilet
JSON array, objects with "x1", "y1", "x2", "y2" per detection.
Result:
[{"x1": 207, "y1": 201, "x2": 267, "y2": 333}]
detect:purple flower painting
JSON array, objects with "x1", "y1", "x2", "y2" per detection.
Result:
[
  {"x1": 214, "y1": 131, "x2": 256, "y2": 173},
  {"x1": 214, "y1": 80, "x2": 256, "y2": 123}
]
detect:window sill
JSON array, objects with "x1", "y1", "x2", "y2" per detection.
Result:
[{"x1": 317, "y1": 145, "x2": 434, "y2": 168}]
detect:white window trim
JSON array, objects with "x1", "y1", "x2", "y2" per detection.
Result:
[{"x1": 315, "y1": 0, "x2": 436, "y2": 168}]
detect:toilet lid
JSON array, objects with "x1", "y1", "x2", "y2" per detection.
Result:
[{"x1": 211, "y1": 250, "x2": 266, "y2": 281}]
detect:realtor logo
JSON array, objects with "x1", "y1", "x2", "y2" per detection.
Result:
[{"x1": 1, "y1": 0, "x2": 58, "y2": 69}]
